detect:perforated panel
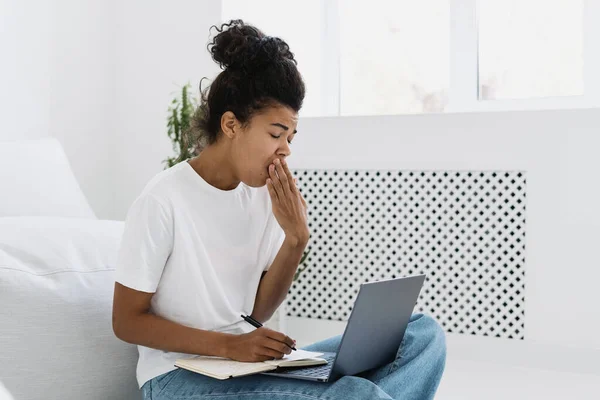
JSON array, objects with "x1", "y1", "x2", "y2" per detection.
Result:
[{"x1": 288, "y1": 170, "x2": 526, "y2": 339}]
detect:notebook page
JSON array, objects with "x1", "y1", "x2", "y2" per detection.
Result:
[
  {"x1": 263, "y1": 349, "x2": 324, "y2": 366},
  {"x1": 176, "y1": 349, "x2": 326, "y2": 377},
  {"x1": 176, "y1": 356, "x2": 273, "y2": 378}
]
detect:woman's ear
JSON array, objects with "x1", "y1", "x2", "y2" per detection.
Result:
[{"x1": 220, "y1": 111, "x2": 238, "y2": 139}]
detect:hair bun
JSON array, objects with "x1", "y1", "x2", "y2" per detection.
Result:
[{"x1": 208, "y1": 19, "x2": 296, "y2": 73}]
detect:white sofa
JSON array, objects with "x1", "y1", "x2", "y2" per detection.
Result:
[{"x1": 0, "y1": 139, "x2": 140, "y2": 399}]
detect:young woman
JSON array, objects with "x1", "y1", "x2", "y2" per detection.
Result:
[{"x1": 112, "y1": 20, "x2": 446, "y2": 400}]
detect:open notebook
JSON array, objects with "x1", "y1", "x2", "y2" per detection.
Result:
[{"x1": 175, "y1": 349, "x2": 328, "y2": 380}]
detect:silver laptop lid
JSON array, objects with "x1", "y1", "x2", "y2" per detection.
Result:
[{"x1": 327, "y1": 274, "x2": 426, "y2": 381}]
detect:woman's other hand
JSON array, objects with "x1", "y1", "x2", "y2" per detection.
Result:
[
  {"x1": 266, "y1": 158, "x2": 309, "y2": 245},
  {"x1": 226, "y1": 327, "x2": 296, "y2": 362}
]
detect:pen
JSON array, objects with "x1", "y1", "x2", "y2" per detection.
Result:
[
  {"x1": 245, "y1": 314, "x2": 262, "y2": 327},
  {"x1": 240, "y1": 314, "x2": 297, "y2": 351}
]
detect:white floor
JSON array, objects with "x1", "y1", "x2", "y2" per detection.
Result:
[
  {"x1": 436, "y1": 358, "x2": 599, "y2": 400},
  {"x1": 286, "y1": 317, "x2": 600, "y2": 400}
]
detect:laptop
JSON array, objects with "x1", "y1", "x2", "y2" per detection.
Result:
[{"x1": 261, "y1": 274, "x2": 426, "y2": 382}]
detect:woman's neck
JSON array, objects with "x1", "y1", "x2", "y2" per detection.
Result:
[{"x1": 188, "y1": 145, "x2": 240, "y2": 191}]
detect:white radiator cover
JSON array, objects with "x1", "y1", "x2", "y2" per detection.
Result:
[{"x1": 288, "y1": 169, "x2": 527, "y2": 340}]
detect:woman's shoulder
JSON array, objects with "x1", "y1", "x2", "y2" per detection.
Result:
[{"x1": 135, "y1": 162, "x2": 189, "y2": 205}]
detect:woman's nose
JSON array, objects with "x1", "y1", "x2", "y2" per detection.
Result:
[{"x1": 279, "y1": 144, "x2": 291, "y2": 158}]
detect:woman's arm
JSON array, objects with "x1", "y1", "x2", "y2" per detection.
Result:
[
  {"x1": 253, "y1": 157, "x2": 310, "y2": 323},
  {"x1": 251, "y1": 235, "x2": 307, "y2": 323},
  {"x1": 112, "y1": 282, "x2": 233, "y2": 357}
]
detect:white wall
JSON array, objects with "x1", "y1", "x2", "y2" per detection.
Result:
[
  {"x1": 113, "y1": 0, "x2": 221, "y2": 220},
  {"x1": 0, "y1": 0, "x2": 52, "y2": 139},
  {"x1": 49, "y1": 0, "x2": 116, "y2": 220},
  {"x1": 290, "y1": 108, "x2": 600, "y2": 351},
  {"x1": 0, "y1": 0, "x2": 116, "y2": 219},
  {"x1": 1, "y1": 0, "x2": 221, "y2": 220}
]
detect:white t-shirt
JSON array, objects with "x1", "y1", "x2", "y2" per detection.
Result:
[{"x1": 115, "y1": 160, "x2": 285, "y2": 389}]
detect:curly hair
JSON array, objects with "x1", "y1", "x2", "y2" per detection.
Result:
[{"x1": 184, "y1": 19, "x2": 306, "y2": 154}]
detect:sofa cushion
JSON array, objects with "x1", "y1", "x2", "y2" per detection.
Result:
[
  {"x1": 0, "y1": 217, "x2": 139, "y2": 400},
  {"x1": 0, "y1": 138, "x2": 96, "y2": 219}
]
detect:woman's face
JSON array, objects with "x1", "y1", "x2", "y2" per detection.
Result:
[{"x1": 232, "y1": 104, "x2": 298, "y2": 188}]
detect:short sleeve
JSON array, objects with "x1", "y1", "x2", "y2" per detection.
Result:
[
  {"x1": 115, "y1": 194, "x2": 173, "y2": 293},
  {"x1": 263, "y1": 214, "x2": 286, "y2": 272}
]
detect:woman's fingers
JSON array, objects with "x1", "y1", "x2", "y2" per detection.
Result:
[
  {"x1": 259, "y1": 346, "x2": 286, "y2": 360},
  {"x1": 274, "y1": 159, "x2": 292, "y2": 196},
  {"x1": 281, "y1": 159, "x2": 296, "y2": 192},
  {"x1": 269, "y1": 163, "x2": 284, "y2": 195},
  {"x1": 266, "y1": 178, "x2": 278, "y2": 202},
  {"x1": 300, "y1": 190, "x2": 307, "y2": 208},
  {"x1": 269, "y1": 159, "x2": 305, "y2": 211}
]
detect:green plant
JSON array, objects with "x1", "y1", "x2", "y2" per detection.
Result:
[
  {"x1": 293, "y1": 248, "x2": 311, "y2": 282},
  {"x1": 163, "y1": 83, "x2": 198, "y2": 169}
]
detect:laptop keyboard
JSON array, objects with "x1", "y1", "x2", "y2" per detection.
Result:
[{"x1": 274, "y1": 353, "x2": 337, "y2": 378}]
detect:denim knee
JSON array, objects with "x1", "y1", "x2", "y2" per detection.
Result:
[
  {"x1": 419, "y1": 314, "x2": 447, "y2": 358},
  {"x1": 410, "y1": 313, "x2": 446, "y2": 359}
]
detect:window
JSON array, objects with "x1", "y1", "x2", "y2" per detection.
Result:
[
  {"x1": 222, "y1": 0, "x2": 600, "y2": 116},
  {"x1": 478, "y1": 0, "x2": 584, "y2": 100},
  {"x1": 339, "y1": 0, "x2": 449, "y2": 116}
]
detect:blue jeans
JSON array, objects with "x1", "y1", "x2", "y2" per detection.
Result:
[{"x1": 142, "y1": 313, "x2": 446, "y2": 400}]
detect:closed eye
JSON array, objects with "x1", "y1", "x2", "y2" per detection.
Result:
[{"x1": 270, "y1": 134, "x2": 293, "y2": 144}]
